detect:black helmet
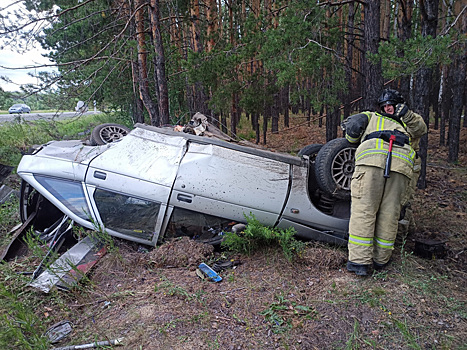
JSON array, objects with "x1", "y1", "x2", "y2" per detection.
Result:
[{"x1": 377, "y1": 89, "x2": 405, "y2": 109}]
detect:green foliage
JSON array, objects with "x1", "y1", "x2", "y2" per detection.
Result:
[
  {"x1": 376, "y1": 34, "x2": 453, "y2": 79},
  {"x1": 0, "y1": 113, "x2": 132, "y2": 166},
  {"x1": 261, "y1": 294, "x2": 317, "y2": 334},
  {"x1": 0, "y1": 264, "x2": 49, "y2": 350},
  {"x1": 221, "y1": 214, "x2": 305, "y2": 261},
  {"x1": 0, "y1": 196, "x2": 20, "y2": 245}
]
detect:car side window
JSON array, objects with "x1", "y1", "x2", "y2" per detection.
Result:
[
  {"x1": 94, "y1": 189, "x2": 161, "y2": 241},
  {"x1": 165, "y1": 207, "x2": 234, "y2": 240},
  {"x1": 35, "y1": 175, "x2": 89, "y2": 220}
]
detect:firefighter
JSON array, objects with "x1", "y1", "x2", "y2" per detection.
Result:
[{"x1": 342, "y1": 89, "x2": 427, "y2": 276}]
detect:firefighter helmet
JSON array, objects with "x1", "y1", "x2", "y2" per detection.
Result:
[{"x1": 377, "y1": 89, "x2": 405, "y2": 109}]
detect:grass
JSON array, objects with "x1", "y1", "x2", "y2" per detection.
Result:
[
  {"x1": 0, "y1": 263, "x2": 49, "y2": 349},
  {"x1": 221, "y1": 214, "x2": 306, "y2": 261},
  {"x1": 0, "y1": 112, "x2": 465, "y2": 349},
  {"x1": 0, "y1": 195, "x2": 19, "y2": 241},
  {"x1": 0, "y1": 112, "x2": 133, "y2": 166}
]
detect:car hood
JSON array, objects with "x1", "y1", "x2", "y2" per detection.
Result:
[{"x1": 17, "y1": 140, "x2": 114, "y2": 182}]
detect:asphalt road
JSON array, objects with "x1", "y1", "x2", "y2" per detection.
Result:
[{"x1": 0, "y1": 110, "x2": 101, "y2": 123}]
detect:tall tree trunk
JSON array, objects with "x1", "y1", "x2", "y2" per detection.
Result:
[
  {"x1": 362, "y1": 0, "x2": 383, "y2": 110},
  {"x1": 344, "y1": 2, "x2": 355, "y2": 119},
  {"x1": 130, "y1": 59, "x2": 144, "y2": 124},
  {"x1": 207, "y1": 0, "x2": 218, "y2": 52},
  {"x1": 231, "y1": 92, "x2": 238, "y2": 137},
  {"x1": 397, "y1": 0, "x2": 413, "y2": 99},
  {"x1": 150, "y1": 0, "x2": 169, "y2": 125},
  {"x1": 135, "y1": 0, "x2": 159, "y2": 125},
  {"x1": 272, "y1": 90, "x2": 279, "y2": 133},
  {"x1": 438, "y1": 64, "x2": 451, "y2": 145},
  {"x1": 430, "y1": 66, "x2": 440, "y2": 130},
  {"x1": 283, "y1": 85, "x2": 290, "y2": 128},
  {"x1": 447, "y1": 8, "x2": 466, "y2": 162},
  {"x1": 190, "y1": 0, "x2": 209, "y2": 116},
  {"x1": 413, "y1": 0, "x2": 439, "y2": 189}
]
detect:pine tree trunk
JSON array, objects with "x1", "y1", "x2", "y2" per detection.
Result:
[
  {"x1": 150, "y1": 0, "x2": 170, "y2": 125},
  {"x1": 362, "y1": 0, "x2": 382, "y2": 110},
  {"x1": 397, "y1": 0, "x2": 413, "y2": 101},
  {"x1": 272, "y1": 90, "x2": 279, "y2": 133},
  {"x1": 447, "y1": 11, "x2": 466, "y2": 162},
  {"x1": 135, "y1": 0, "x2": 159, "y2": 126},
  {"x1": 413, "y1": 0, "x2": 439, "y2": 189},
  {"x1": 283, "y1": 85, "x2": 290, "y2": 128},
  {"x1": 439, "y1": 64, "x2": 452, "y2": 146},
  {"x1": 344, "y1": 2, "x2": 355, "y2": 119}
]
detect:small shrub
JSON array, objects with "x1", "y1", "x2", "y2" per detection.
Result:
[{"x1": 221, "y1": 214, "x2": 305, "y2": 261}]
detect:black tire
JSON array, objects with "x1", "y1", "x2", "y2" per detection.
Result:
[
  {"x1": 90, "y1": 123, "x2": 131, "y2": 146},
  {"x1": 297, "y1": 144, "x2": 323, "y2": 160},
  {"x1": 20, "y1": 180, "x2": 64, "y2": 232},
  {"x1": 315, "y1": 138, "x2": 357, "y2": 200}
]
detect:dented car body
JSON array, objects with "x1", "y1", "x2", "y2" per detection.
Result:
[{"x1": 17, "y1": 123, "x2": 351, "y2": 246}]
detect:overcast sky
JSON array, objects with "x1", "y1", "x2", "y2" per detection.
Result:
[{"x1": 0, "y1": 1, "x2": 57, "y2": 92}]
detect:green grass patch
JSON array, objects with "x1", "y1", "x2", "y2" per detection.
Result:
[
  {"x1": 0, "y1": 112, "x2": 133, "y2": 166},
  {"x1": 0, "y1": 264, "x2": 49, "y2": 349},
  {"x1": 221, "y1": 214, "x2": 306, "y2": 261},
  {"x1": 0, "y1": 196, "x2": 20, "y2": 240},
  {"x1": 261, "y1": 293, "x2": 317, "y2": 334}
]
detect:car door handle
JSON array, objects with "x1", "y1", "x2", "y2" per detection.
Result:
[
  {"x1": 94, "y1": 171, "x2": 107, "y2": 180},
  {"x1": 177, "y1": 194, "x2": 192, "y2": 203}
]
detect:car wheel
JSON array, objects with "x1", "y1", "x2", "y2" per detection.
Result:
[
  {"x1": 89, "y1": 123, "x2": 131, "y2": 146},
  {"x1": 20, "y1": 180, "x2": 64, "y2": 232},
  {"x1": 315, "y1": 138, "x2": 357, "y2": 200},
  {"x1": 297, "y1": 144, "x2": 323, "y2": 160}
]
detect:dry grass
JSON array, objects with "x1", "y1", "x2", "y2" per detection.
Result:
[{"x1": 1, "y1": 116, "x2": 466, "y2": 349}]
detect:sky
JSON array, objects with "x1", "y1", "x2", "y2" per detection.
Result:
[{"x1": 0, "y1": 1, "x2": 57, "y2": 92}]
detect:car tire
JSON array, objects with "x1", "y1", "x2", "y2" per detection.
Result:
[
  {"x1": 20, "y1": 180, "x2": 64, "y2": 232},
  {"x1": 89, "y1": 123, "x2": 131, "y2": 146},
  {"x1": 315, "y1": 138, "x2": 357, "y2": 200},
  {"x1": 297, "y1": 144, "x2": 323, "y2": 160}
]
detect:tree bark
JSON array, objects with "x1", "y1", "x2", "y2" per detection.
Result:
[
  {"x1": 135, "y1": 0, "x2": 159, "y2": 125},
  {"x1": 447, "y1": 9, "x2": 466, "y2": 162},
  {"x1": 362, "y1": 0, "x2": 383, "y2": 110},
  {"x1": 438, "y1": 64, "x2": 451, "y2": 146},
  {"x1": 149, "y1": 0, "x2": 170, "y2": 125},
  {"x1": 397, "y1": 0, "x2": 413, "y2": 101},
  {"x1": 413, "y1": 0, "x2": 439, "y2": 189},
  {"x1": 344, "y1": 2, "x2": 355, "y2": 119}
]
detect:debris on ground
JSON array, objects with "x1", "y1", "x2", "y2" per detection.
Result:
[
  {"x1": 196, "y1": 262, "x2": 222, "y2": 282},
  {"x1": 148, "y1": 236, "x2": 214, "y2": 268},
  {"x1": 44, "y1": 320, "x2": 73, "y2": 344},
  {"x1": 298, "y1": 245, "x2": 347, "y2": 269}
]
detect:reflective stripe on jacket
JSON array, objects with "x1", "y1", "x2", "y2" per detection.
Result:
[{"x1": 345, "y1": 112, "x2": 416, "y2": 178}]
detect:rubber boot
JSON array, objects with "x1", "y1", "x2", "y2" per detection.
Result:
[
  {"x1": 346, "y1": 261, "x2": 371, "y2": 276},
  {"x1": 373, "y1": 259, "x2": 390, "y2": 271}
]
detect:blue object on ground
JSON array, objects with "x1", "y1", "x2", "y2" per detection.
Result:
[{"x1": 198, "y1": 263, "x2": 222, "y2": 282}]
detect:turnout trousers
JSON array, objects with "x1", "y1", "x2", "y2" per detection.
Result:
[{"x1": 348, "y1": 165, "x2": 410, "y2": 265}]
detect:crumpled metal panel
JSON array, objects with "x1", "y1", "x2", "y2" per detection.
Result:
[
  {"x1": 28, "y1": 236, "x2": 106, "y2": 293},
  {"x1": 174, "y1": 142, "x2": 290, "y2": 216},
  {"x1": 17, "y1": 141, "x2": 107, "y2": 182},
  {"x1": 87, "y1": 127, "x2": 187, "y2": 188}
]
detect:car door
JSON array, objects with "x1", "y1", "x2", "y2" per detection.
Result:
[
  {"x1": 85, "y1": 127, "x2": 187, "y2": 245},
  {"x1": 171, "y1": 141, "x2": 293, "y2": 226}
]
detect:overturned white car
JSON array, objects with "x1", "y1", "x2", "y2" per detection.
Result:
[{"x1": 17, "y1": 122, "x2": 356, "y2": 247}]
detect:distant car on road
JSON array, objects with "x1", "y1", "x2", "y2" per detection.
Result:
[{"x1": 8, "y1": 104, "x2": 31, "y2": 114}]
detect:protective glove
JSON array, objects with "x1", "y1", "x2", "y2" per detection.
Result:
[
  {"x1": 394, "y1": 103, "x2": 409, "y2": 119},
  {"x1": 342, "y1": 113, "x2": 369, "y2": 142}
]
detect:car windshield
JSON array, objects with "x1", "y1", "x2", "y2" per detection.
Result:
[{"x1": 11, "y1": 104, "x2": 22, "y2": 108}]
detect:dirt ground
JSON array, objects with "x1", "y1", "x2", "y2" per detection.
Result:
[{"x1": 1, "y1": 119, "x2": 467, "y2": 349}]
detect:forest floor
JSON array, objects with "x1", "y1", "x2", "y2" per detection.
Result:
[{"x1": 1, "y1": 117, "x2": 466, "y2": 349}]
